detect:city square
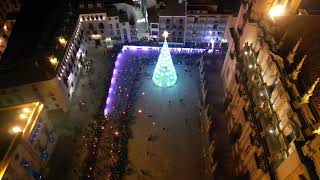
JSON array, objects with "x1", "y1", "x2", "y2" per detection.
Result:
[{"x1": 0, "y1": 1, "x2": 320, "y2": 180}]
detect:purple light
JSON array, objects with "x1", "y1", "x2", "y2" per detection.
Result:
[
  {"x1": 104, "y1": 108, "x2": 109, "y2": 115},
  {"x1": 115, "y1": 60, "x2": 120, "y2": 67},
  {"x1": 122, "y1": 45, "x2": 212, "y2": 54},
  {"x1": 113, "y1": 69, "x2": 118, "y2": 75},
  {"x1": 111, "y1": 78, "x2": 116, "y2": 84},
  {"x1": 106, "y1": 97, "x2": 111, "y2": 104},
  {"x1": 105, "y1": 45, "x2": 213, "y2": 116}
]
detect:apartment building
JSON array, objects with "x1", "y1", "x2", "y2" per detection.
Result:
[
  {"x1": 185, "y1": 0, "x2": 240, "y2": 47},
  {"x1": 79, "y1": 1, "x2": 140, "y2": 44},
  {"x1": 147, "y1": 6, "x2": 159, "y2": 41},
  {"x1": 0, "y1": 0, "x2": 22, "y2": 57},
  {"x1": 0, "y1": 0, "x2": 86, "y2": 111},
  {"x1": 149, "y1": 0, "x2": 240, "y2": 47},
  {"x1": 221, "y1": 0, "x2": 320, "y2": 179},
  {"x1": 158, "y1": 0, "x2": 186, "y2": 43},
  {"x1": 0, "y1": 102, "x2": 56, "y2": 180}
]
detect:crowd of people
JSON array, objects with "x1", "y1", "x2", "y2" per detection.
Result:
[
  {"x1": 77, "y1": 48, "x2": 204, "y2": 180},
  {"x1": 79, "y1": 49, "x2": 146, "y2": 180}
]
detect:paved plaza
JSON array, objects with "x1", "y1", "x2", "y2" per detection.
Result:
[
  {"x1": 47, "y1": 45, "x2": 113, "y2": 180},
  {"x1": 124, "y1": 62, "x2": 204, "y2": 180}
]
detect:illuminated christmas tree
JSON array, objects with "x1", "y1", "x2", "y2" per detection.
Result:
[{"x1": 152, "y1": 31, "x2": 177, "y2": 87}]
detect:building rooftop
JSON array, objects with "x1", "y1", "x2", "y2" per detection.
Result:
[
  {"x1": 119, "y1": 11, "x2": 129, "y2": 23},
  {"x1": 158, "y1": 0, "x2": 185, "y2": 16},
  {"x1": 0, "y1": 102, "x2": 43, "y2": 178},
  {"x1": 187, "y1": 0, "x2": 241, "y2": 15},
  {"x1": 106, "y1": 5, "x2": 118, "y2": 17},
  {"x1": 147, "y1": 7, "x2": 159, "y2": 23},
  {"x1": 78, "y1": 0, "x2": 106, "y2": 14},
  {"x1": 0, "y1": 0, "x2": 77, "y2": 89},
  {"x1": 274, "y1": 15, "x2": 320, "y2": 119},
  {"x1": 102, "y1": 0, "x2": 134, "y2": 5}
]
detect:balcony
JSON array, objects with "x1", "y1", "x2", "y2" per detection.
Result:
[{"x1": 254, "y1": 153, "x2": 269, "y2": 172}]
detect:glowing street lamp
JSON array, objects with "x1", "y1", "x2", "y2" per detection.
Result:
[
  {"x1": 58, "y1": 36, "x2": 67, "y2": 47},
  {"x1": 12, "y1": 126, "x2": 22, "y2": 133},
  {"x1": 269, "y1": 5, "x2": 286, "y2": 20},
  {"x1": 49, "y1": 56, "x2": 58, "y2": 66},
  {"x1": 313, "y1": 127, "x2": 320, "y2": 135},
  {"x1": 22, "y1": 108, "x2": 30, "y2": 113},
  {"x1": 19, "y1": 113, "x2": 27, "y2": 119}
]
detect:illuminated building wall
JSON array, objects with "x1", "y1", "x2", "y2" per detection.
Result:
[
  {"x1": 220, "y1": 0, "x2": 319, "y2": 179},
  {"x1": 0, "y1": 102, "x2": 56, "y2": 180}
]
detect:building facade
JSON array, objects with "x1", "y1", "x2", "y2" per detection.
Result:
[
  {"x1": 185, "y1": 3, "x2": 230, "y2": 47},
  {"x1": 0, "y1": 102, "x2": 57, "y2": 180},
  {"x1": 156, "y1": 0, "x2": 186, "y2": 43},
  {"x1": 0, "y1": 0, "x2": 86, "y2": 112},
  {"x1": 0, "y1": 0, "x2": 22, "y2": 58},
  {"x1": 221, "y1": 0, "x2": 320, "y2": 179},
  {"x1": 148, "y1": 0, "x2": 240, "y2": 47}
]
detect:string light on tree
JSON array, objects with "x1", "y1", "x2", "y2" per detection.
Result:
[{"x1": 152, "y1": 31, "x2": 177, "y2": 88}]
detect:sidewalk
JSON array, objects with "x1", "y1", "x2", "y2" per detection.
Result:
[
  {"x1": 46, "y1": 45, "x2": 113, "y2": 180},
  {"x1": 201, "y1": 54, "x2": 236, "y2": 180}
]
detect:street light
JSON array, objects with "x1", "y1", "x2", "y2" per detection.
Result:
[
  {"x1": 12, "y1": 126, "x2": 22, "y2": 133},
  {"x1": 22, "y1": 108, "x2": 30, "y2": 113},
  {"x1": 19, "y1": 113, "x2": 27, "y2": 119},
  {"x1": 269, "y1": 5, "x2": 286, "y2": 20},
  {"x1": 58, "y1": 36, "x2": 67, "y2": 47},
  {"x1": 49, "y1": 56, "x2": 58, "y2": 66}
]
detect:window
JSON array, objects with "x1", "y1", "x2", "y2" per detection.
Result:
[
  {"x1": 123, "y1": 28, "x2": 127, "y2": 35},
  {"x1": 194, "y1": 17, "x2": 198, "y2": 23},
  {"x1": 151, "y1": 24, "x2": 158, "y2": 28},
  {"x1": 117, "y1": 29, "x2": 121, "y2": 36},
  {"x1": 115, "y1": 17, "x2": 119, "y2": 20},
  {"x1": 99, "y1": 22, "x2": 104, "y2": 29},
  {"x1": 20, "y1": 160, "x2": 30, "y2": 169},
  {"x1": 109, "y1": 24, "x2": 113, "y2": 29},
  {"x1": 88, "y1": 23, "x2": 94, "y2": 30},
  {"x1": 108, "y1": 17, "x2": 111, "y2": 21},
  {"x1": 151, "y1": 31, "x2": 158, "y2": 35},
  {"x1": 124, "y1": 34, "x2": 128, "y2": 40},
  {"x1": 116, "y1": 23, "x2": 119, "y2": 28},
  {"x1": 179, "y1": 18, "x2": 184, "y2": 24},
  {"x1": 166, "y1": 19, "x2": 170, "y2": 23}
]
